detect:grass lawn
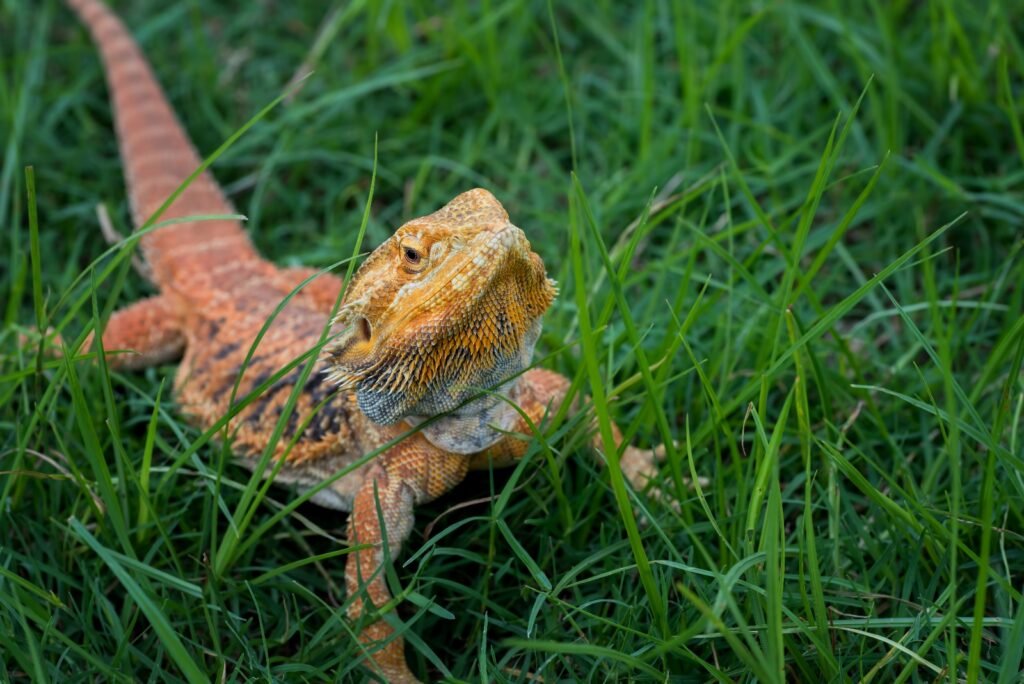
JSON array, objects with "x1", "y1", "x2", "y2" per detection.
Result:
[{"x1": 2, "y1": 0, "x2": 1023, "y2": 681}]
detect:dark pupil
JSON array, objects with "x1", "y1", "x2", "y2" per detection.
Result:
[{"x1": 405, "y1": 248, "x2": 420, "y2": 263}]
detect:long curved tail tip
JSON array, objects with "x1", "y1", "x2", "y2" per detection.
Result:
[{"x1": 66, "y1": 0, "x2": 106, "y2": 22}]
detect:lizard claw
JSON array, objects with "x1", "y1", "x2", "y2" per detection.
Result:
[
  {"x1": 16, "y1": 327, "x2": 63, "y2": 356},
  {"x1": 649, "y1": 439, "x2": 679, "y2": 462}
]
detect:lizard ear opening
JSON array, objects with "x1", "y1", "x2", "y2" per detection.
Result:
[
  {"x1": 356, "y1": 316, "x2": 372, "y2": 343},
  {"x1": 323, "y1": 308, "x2": 376, "y2": 391}
]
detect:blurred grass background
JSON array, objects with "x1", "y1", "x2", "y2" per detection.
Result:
[{"x1": 1, "y1": 0, "x2": 1022, "y2": 681}]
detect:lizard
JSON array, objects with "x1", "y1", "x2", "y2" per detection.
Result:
[{"x1": 60, "y1": 0, "x2": 668, "y2": 681}]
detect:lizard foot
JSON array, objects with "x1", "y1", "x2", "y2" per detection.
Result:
[{"x1": 619, "y1": 441, "x2": 709, "y2": 513}]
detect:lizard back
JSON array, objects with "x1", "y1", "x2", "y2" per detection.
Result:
[{"x1": 173, "y1": 293, "x2": 380, "y2": 509}]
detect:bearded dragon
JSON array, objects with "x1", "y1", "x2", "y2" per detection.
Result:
[{"x1": 63, "y1": 0, "x2": 666, "y2": 681}]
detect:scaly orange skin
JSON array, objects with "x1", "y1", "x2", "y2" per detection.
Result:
[{"x1": 65, "y1": 1, "x2": 666, "y2": 681}]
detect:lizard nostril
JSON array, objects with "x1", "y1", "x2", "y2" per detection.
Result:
[{"x1": 356, "y1": 316, "x2": 372, "y2": 343}]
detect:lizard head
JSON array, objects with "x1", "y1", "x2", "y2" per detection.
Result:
[{"x1": 325, "y1": 188, "x2": 557, "y2": 432}]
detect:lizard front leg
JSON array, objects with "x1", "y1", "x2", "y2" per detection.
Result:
[
  {"x1": 347, "y1": 437, "x2": 470, "y2": 683},
  {"x1": 86, "y1": 295, "x2": 186, "y2": 370},
  {"x1": 24, "y1": 294, "x2": 185, "y2": 371},
  {"x1": 472, "y1": 368, "x2": 667, "y2": 492}
]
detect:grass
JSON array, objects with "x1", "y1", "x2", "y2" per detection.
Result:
[{"x1": 2, "y1": 0, "x2": 1023, "y2": 681}]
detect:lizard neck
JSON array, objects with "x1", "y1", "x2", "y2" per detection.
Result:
[{"x1": 404, "y1": 378, "x2": 524, "y2": 455}]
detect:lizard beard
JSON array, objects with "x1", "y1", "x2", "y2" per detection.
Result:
[
  {"x1": 353, "y1": 301, "x2": 544, "y2": 439},
  {"x1": 328, "y1": 265, "x2": 553, "y2": 453}
]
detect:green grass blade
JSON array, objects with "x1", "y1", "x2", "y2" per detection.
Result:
[
  {"x1": 566, "y1": 180, "x2": 668, "y2": 640},
  {"x1": 68, "y1": 518, "x2": 206, "y2": 684}
]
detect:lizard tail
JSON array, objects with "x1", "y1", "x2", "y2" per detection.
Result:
[{"x1": 67, "y1": 0, "x2": 262, "y2": 293}]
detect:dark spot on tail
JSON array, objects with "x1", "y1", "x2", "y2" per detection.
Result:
[{"x1": 108, "y1": 44, "x2": 139, "y2": 63}]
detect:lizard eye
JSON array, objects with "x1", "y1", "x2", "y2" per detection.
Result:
[{"x1": 401, "y1": 242, "x2": 427, "y2": 273}]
